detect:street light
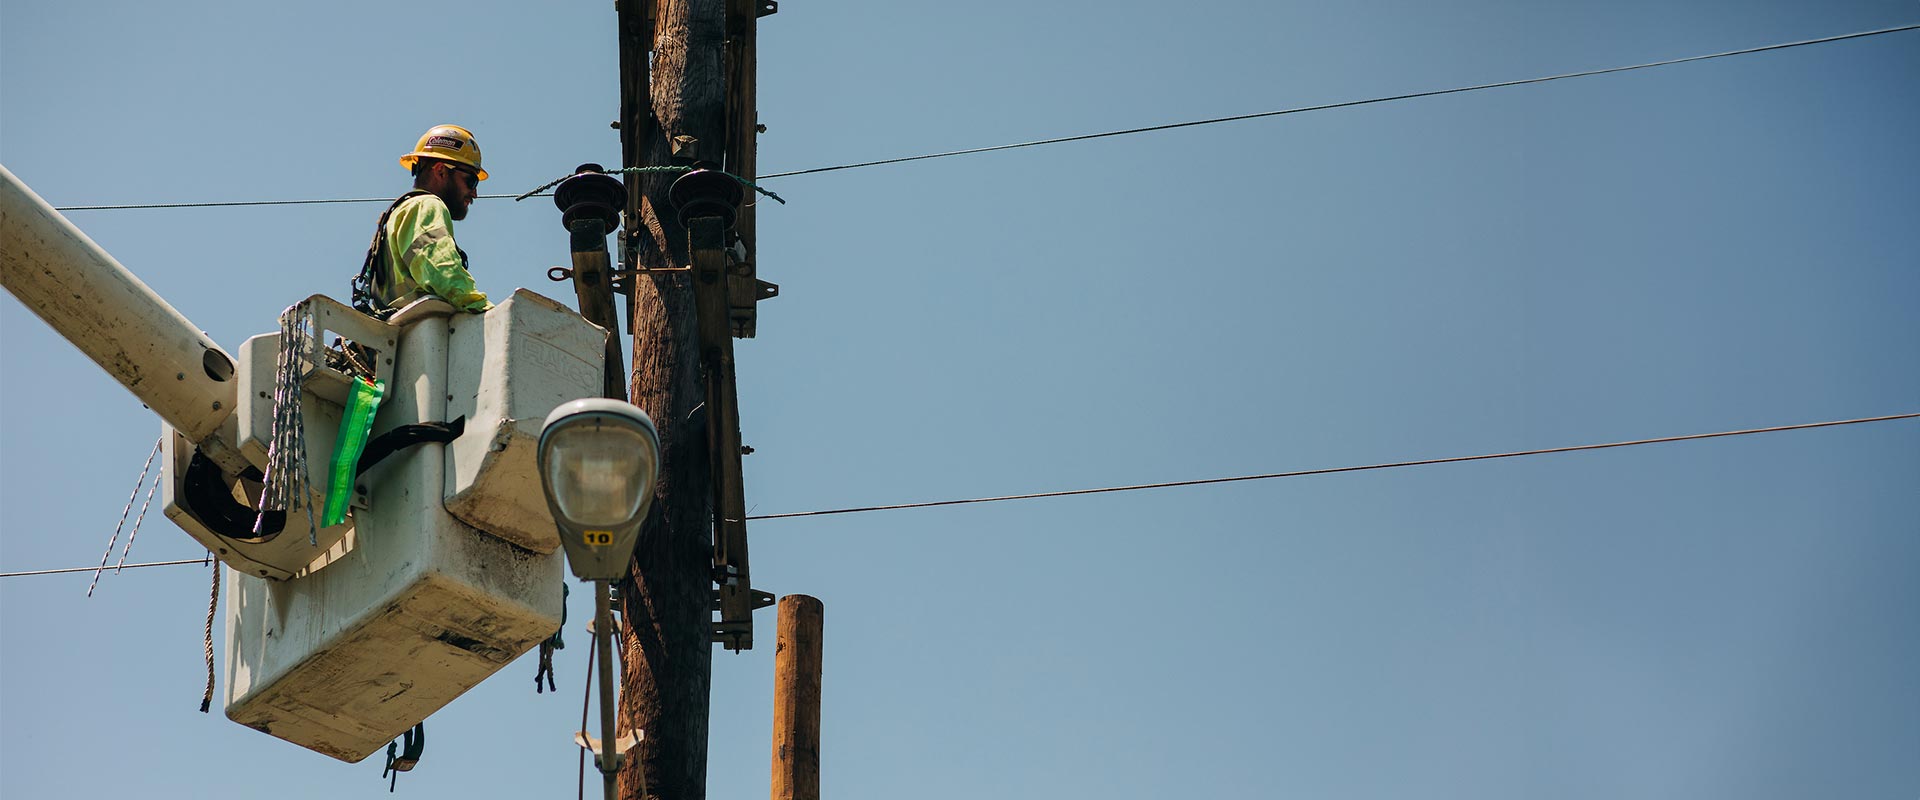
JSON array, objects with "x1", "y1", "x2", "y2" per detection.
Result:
[
  {"x1": 537, "y1": 397, "x2": 660, "y2": 800},
  {"x1": 539, "y1": 398, "x2": 660, "y2": 581}
]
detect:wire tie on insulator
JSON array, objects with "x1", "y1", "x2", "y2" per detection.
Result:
[{"x1": 514, "y1": 165, "x2": 785, "y2": 204}]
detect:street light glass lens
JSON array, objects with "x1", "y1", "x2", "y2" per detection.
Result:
[{"x1": 544, "y1": 420, "x2": 656, "y2": 528}]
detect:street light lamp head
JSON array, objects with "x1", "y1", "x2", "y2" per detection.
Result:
[
  {"x1": 538, "y1": 398, "x2": 661, "y2": 581},
  {"x1": 539, "y1": 399, "x2": 660, "y2": 799}
]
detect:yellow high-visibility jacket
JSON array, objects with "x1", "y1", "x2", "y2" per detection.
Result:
[{"x1": 373, "y1": 191, "x2": 490, "y2": 313}]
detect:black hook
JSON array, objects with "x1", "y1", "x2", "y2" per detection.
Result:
[{"x1": 381, "y1": 722, "x2": 426, "y2": 792}]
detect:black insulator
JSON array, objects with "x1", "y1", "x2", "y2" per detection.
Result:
[
  {"x1": 554, "y1": 163, "x2": 625, "y2": 232},
  {"x1": 667, "y1": 169, "x2": 743, "y2": 228}
]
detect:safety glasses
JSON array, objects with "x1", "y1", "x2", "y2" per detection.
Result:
[{"x1": 443, "y1": 163, "x2": 479, "y2": 188}]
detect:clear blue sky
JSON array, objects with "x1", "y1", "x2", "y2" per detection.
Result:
[{"x1": 4, "y1": 1, "x2": 1917, "y2": 798}]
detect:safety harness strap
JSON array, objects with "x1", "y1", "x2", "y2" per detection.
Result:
[{"x1": 351, "y1": 190, "x2": 433, "y2": 316}]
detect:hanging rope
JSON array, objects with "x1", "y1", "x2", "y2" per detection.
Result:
[
  {"x1": 259, "y1": 301, "x2": 320, "y2": 543},
  {"x1": 577, "y1": 629, "x2": 595, "y2": 800},
  {"x1": 87, "y1": 436, "x2": 163, "y2": 597},
  {"x1": 199, "y1": 557, "x2": 220, "y2": 713},
  {"x1": 513, "y1": 165, "x2": 786, "y2": 205},
  {"x1": 114, "y1": 465, "x2": 163, "y2": 574}
]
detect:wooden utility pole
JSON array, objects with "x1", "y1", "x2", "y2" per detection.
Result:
[
  {"x1": 770, "y1": 596, "x2": 824, "y2": 800},
  {"x1": 615, "y1": 0, "x2": 726, "y2": 798},
  {"x1": 614, "y1": 0, "x2": 773, "y2": 796}
]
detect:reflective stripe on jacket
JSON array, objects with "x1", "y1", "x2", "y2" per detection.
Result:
[{"x1": 376, "y1": 193, "x2": 490, "y2": 313}]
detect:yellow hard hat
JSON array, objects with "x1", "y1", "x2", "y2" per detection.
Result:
[{"x1": 399, "y1": 124, "x2": 488, "y2": 180}]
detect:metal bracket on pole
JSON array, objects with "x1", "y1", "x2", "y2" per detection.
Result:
[
  {"x1": 554, "y1": 165, "x2": 632, "y2": 400},
  {"x1": 575, "y1": 729, "x2": 643, "y2": 770},
  {"x1": 723, "y1": 0, "x2": 774, "y2": 338},
  {"x1": 585, "y1": 579, "x2": 637, "y2": 800},
  {"x1": 669, "y1": 170, "x2": 768, "y2": 651},
  {"x1": 712, "y1": 587, "x2": 777, "y2": 647}
]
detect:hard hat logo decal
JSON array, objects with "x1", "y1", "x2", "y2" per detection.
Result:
[{"x1": 426, "y1": 135, "x2": 465, "y2": 150}]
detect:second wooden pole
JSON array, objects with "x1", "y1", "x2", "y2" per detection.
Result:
[{"x1": 770, "y1": 595, "x2": 823, "y2": 800}]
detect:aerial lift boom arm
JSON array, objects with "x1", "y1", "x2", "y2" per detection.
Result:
[{"x1": 0, "y1": 164, "x2": 245, "y2": 470}]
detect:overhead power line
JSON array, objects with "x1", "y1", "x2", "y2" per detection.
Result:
[
  {"x1": 3, "y1": 412, "x2": 1912, "y2": 579},
  {"x1": 49, "y1": 24, "x2": 1917, "y2": 212},
  {"x1": 759, "y1": 23, "x2": 1920, "y2": 179},
  {"x1": 1, "y1": 557, "x2": 210, "y2": 579},
  {"x1": 52, "y1": 193, "x2": 546, "y2": 212},
  {"x1": 745, "y1": 412, "x2": 1919, "y2": 521}
]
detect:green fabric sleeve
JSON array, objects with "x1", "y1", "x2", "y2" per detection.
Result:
[
  {"x1": 387, "y1": 195, "x2": 491, "y2": 311},
  {"x1": 321, "y1": 377, "x2": 385, "y2": 528}
]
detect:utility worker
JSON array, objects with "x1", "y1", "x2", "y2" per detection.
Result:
[{"x1": 351, "y1": 124, "x2": 493, "y2": 317}]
